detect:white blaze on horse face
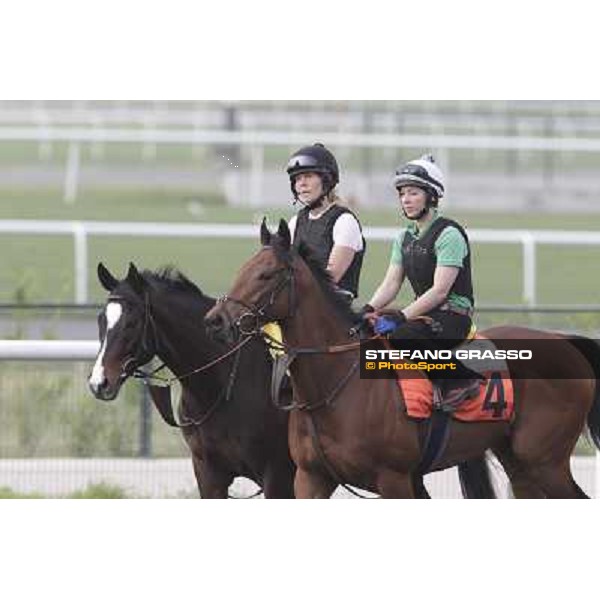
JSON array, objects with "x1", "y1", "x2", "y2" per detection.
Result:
[{"x1": 89, "y1": 302, "x2": 124, "y2": 388}]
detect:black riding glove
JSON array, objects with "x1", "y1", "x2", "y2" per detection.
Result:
[{"x1": 357, "y1": 303, "x2": 375, "y2": 319}]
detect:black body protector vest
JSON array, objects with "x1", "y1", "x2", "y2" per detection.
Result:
[
  {"x1": 401, "y1": 217, "x2": 474, "y2": 306},
  {"x1": 293, "y1": 204, "x2": 366, "y2": 298}
]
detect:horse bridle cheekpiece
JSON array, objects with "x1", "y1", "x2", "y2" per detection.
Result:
[
  {"x1": 107, "y1": 291, "x2": 159, "y2": 381},
  {"x1": 217, "y1": 249, "x2": 297, "y2": 335}
]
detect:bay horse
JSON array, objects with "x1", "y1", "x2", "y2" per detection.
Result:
[
  {"x1": 87, "y1": 262, "x2": 295, "y2": 498},
  {"x1": 205, "y1": 220, "x2": 600, "y2": 498}
]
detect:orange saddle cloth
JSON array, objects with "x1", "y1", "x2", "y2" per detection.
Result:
[
  {"x1": 398, "y1": 371, "x2": 514, "y2": 422},
  {"x1": 384, "y1": 332, "x2": 515, "y2": 422}
]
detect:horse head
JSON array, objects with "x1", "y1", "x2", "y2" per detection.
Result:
[
  {"x1": 88, "y1": 262, "x2": 157, "y2": 401},
  {"x1": 205, "y1": 219, "x2": 295, "y2": 343}
]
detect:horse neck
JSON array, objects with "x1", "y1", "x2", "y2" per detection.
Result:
[
  {"x1": 280, "y1": 276, "x2": 356, "y2": 398},
  {"x1": 149, "y1": 291, "x2": 224, "y2": 384}
]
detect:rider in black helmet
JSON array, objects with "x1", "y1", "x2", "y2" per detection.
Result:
[
  {"x1": 266, "y1": 144, "x2": 366, "y2": 406},
  {"x1": 286, "y1": 143, "x2": 365, "y2": 302}
]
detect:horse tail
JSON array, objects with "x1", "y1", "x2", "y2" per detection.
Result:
[
  {"x1": 457, "y1": 457, "x2": 496, "y2": 499},
  {"x1": 566, "y1": 334, "x2": 600, "y2": 449}
]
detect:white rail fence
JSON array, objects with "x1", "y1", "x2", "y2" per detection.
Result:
[
  {"x1": 2, "y1": 126, "x2": 600, "y2": 203},
  {"x1": 0, "y1": 339, "x2": 98, "y2": 360},
  {"x1": 3, "y1": 219, "x2": 600, "y2": 305},
  {"x1": 6, "y1": 125, "x2": 600, "y2": 149}
]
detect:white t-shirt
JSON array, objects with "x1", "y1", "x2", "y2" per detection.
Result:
[{"x1": 288, "y1": 208, "x2": 364, "y2": 251}]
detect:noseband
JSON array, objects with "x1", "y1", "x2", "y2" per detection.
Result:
[{"x1": 217, "y1": 258, "x2": 296, "y2": 335}]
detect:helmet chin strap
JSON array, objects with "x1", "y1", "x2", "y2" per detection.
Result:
[
  {"x1": 291, "y1": 173, "x2": 331, "y2": 209},
  {"x1": 402, "y1": 204, "x2": 431, "y2": 221},
  {"x1": 293, "y1": 191, "x2": 328, "y2": 209},
  {"x1": 401, "y1": 191, "x2": 437, "y2": 221}
]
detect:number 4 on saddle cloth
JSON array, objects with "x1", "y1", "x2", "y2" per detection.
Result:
[{"x1": 397, "y1": 333, "x2": 515, "y2": 423}]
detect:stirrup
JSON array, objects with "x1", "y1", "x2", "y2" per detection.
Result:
[
  {"x1": 432, "y1": 385, "x2": 444, "y2": 411},
  {"x1": 433, "y1": 379, "x2": 481, "y2": 413}
]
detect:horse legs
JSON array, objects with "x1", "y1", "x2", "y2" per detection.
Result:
[
  {"x1": 497, "y1": 441, "x2": 588, "y2": 498},
  {"x1": 294, "y1": 468, "x2": 337, "y2": 499},
  {"x1": 191, "y1": 454, "x2": 234, "y2": 499},
  {"x1": 412, "y1": 473, "x2": 431, "y2": 499},
  {"x1": 377, "y1": 469, "x2": 415, "y2": 498},
  {"x1": 492, "y1": 443, "x2": 546, "y2": 499},
  {"x1": 527, "y1": 461, "x2": 589, "y2": 499},
  {"x1": 262, "y1": 461, "x2": 296, "y2": 499}
]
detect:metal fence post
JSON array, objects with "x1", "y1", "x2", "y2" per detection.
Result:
[
  {"x1": 72, "y1": 223, "x2": 88, "y2": 304},
  {"x1": 522, "y1": 233, "x2": 536, "y2": 306},
  {"x1": 139, "y1": 379, "x2": 152, "y2": 458}
]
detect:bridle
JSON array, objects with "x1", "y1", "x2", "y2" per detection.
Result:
[
  {"x1": 102, "y1": 290, "x2": 252, "y2": 427},
  {"x1": 107, "y1": 291, "x2": 159, "y2": 383},
  {"x1": 216, "y1": 252, "x2": 297, "y2": 336},
  {"x1": 216, "y1": 248, "x2": 377, "y2": 359}
]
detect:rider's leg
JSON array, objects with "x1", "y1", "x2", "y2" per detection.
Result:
[{"x1": 387, "y1": 312, "x2": 482, "y2": 408}]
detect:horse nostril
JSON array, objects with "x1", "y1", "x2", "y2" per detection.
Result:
[{"x1": 89, "y1": 376, "x2": 107, "y2": 396}]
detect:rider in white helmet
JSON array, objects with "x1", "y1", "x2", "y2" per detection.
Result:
[{"x1": 360, "y1": 154, "x2": 482, "y2": 409}]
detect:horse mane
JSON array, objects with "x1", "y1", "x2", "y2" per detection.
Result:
[
  {"x1": 274, "y1": 238, "x2": 357, "y2": 325},
  {"x1": 141, "y1": 266, "x2": 215, "y2": 305}
]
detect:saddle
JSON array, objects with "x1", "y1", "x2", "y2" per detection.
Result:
[
  {"x1": 396, "y1": 333, "x2": 515, "y2": 423},
  {"x1": 271, "y1": 352, "x2": 295, "y2": 409}
]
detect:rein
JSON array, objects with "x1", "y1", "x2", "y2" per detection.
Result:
[
  {"x1": 132, "y1": 335, "x2": 253, "y2": 387},
  {"x1": 145, "y1": 341, "x2": 245, "y2": 429},
  {"x1": 109, "y1": 290, "x2": 255, "y2": 428},
  {"x1": 262, "y1": 328, "x2": 379, "y2": 356},
  {"x1": 109, "y1": 291, "x2": 254, "y2": 389}
]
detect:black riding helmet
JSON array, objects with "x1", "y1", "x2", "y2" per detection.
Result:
[{"x1": 286, "y1": 143, "x2": 339, "y2": 206}]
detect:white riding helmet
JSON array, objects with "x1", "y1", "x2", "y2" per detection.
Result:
[{"x1": 394, "y1": 154, "x2": 445, "y2": 199}]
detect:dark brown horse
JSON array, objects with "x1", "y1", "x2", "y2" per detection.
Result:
[
  {"x1": 205, "y1": 220, "x2": 600, "y2": 498},
  {"x1": 88, "y1": 262, "x2": 295, "y2": 498}
]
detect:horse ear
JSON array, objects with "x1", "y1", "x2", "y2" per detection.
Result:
[
  {"x1": 260, "y1": 217, "x2": 271, "y2": 246},
  {"x1": 97, "y1": 262, "x2": 119, "y2": 291},
  {"x1": 126, "y1": 262, "x2": 146, "y2": 295},
  {"x1": 277, "y1": 219, "x2": 291, "y2": 250}
]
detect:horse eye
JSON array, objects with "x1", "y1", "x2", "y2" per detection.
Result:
[{"x1": 259, "y1": 271, "x2": 275, "y2": 281}]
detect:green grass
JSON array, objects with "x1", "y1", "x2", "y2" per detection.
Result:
[
  {"x1": 68, "y1": 482, "x2": 128, "y2": 499},
  {"x1": 0, "y1": 482, "x2": 130, "y2": 499},
  {"x1": 0, "y1": 187, "x2": 225, "y2": 221},
  {"x1": 0, "y1": 487, "x2": 44, "y2": 499},
  {"x1": 0, "y1": 362, "x2": 188, "y2": 458}
]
